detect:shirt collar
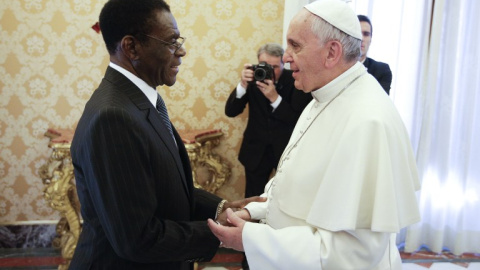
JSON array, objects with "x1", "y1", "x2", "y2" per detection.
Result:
[{"x1": 109, "y1": 62, "x2": 158, "y2": 107}]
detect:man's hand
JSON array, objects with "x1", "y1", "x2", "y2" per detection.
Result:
[
  {"x1": 217, "y1": 208, "x2": 252, "y2": 225},
  {"x1": 224, "y1": 196, "x2": 266, "y2": 210},
  {"x1": 234, "y1": 209, "x2": 252, "y2": 221},
  {"x1": 216, "y1": 196, "x2": 265, "y2": 225},
  {"x1": 208, "y1": 208, "x2": 246, "y2": 251},
  {"x1": 256, "y1": 79, "x2": 279, "y2": 103},
  {"x1": 240, "y1": 63, "x2": 254, "y2": 88}
]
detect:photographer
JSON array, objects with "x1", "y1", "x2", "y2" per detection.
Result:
[{"x1": 225, "y1": 43, "x2": 312, "y2": 199}]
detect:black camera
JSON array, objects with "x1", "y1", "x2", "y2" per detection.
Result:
[{"x1": 250, "y1": 62, "x2": 275, "y2": 82}]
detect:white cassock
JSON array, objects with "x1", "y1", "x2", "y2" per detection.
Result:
[{"x1": 243, "y1": 62, "x2": 421, "y2": 270}]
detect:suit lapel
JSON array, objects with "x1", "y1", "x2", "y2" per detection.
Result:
[{"x1": 103, "y1": 67, "x2": 191, "y2": 197}]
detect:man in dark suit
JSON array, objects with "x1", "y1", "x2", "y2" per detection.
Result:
[
  {"x1": 225, "y1": 43, "x2": 312, "y2": 199},
  {"x1": 70, "y1": 1, "x2": 260, "y2": 269},
  {"x1": 358, "y1": 15, "x2": 392, "y2": 94}
]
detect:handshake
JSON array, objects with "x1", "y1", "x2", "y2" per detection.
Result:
[{"x1": 208, "y1": 196, "x2": 267, "y2": 251}]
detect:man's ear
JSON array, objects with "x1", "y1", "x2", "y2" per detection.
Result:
[
  {"x1": 324, "y1": 40, "x2": 343, "y2": 68},
  {"x1": 120, "y1": 35, "x2": 140, "y2": 60}
]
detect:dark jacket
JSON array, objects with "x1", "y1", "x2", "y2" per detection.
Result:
[
  {"x1": 70, "y1": 67, "x2": 221, "y2": 270},
  {"x1": 363, "y1": 57, "x2": 392, "y2": 94},
  {"x1": 225, "y1": 69, "x2": 312, "y2": 170}
]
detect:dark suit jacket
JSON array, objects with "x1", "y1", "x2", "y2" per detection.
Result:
[
  {"x1": 363, "y1": 57, "x2": 392, "y2": 94},
  {"x1": 225, "y1": 69, "x2": 312, "y2": 171},
  {"x1": 70, "y1": 67, "x2": 221, "y2": 270}
]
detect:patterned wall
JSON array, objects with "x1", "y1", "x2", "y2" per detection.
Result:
[{"x1": 0, "y1": 0, "x2": 284, "y2": 223}]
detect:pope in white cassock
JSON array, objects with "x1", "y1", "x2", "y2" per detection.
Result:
[{"x1": 208, "y1": 0, "x2": 421, "y2": 269}]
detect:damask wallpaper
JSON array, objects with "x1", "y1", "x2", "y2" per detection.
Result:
[{"x1": 0, "y1": 0, "x2": 284, "y2": 223}]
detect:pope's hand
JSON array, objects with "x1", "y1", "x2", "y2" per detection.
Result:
[
  {"x1": 208, "y1": 208, "x2": 245, "y2": 251},
  {"x1": 216, "y1": 196, "x2": 266, "y2": 225},
  {"x1": 224, "y1": 196, "x2": 267, "y2": 210},
  {"x1": 234, "y1": 209, "x2": 251, "y2": 221}
]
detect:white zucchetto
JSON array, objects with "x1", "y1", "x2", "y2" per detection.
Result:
[{"x1": 304, "y1": 0, "x2": 362, "y2": 40}]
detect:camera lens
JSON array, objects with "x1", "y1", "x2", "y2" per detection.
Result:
[{"x1": 254, "y1": 68, "x2": 267, "y2": 81}]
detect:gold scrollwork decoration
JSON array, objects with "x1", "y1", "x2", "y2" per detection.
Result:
[
  {"x1": 39, "y1": 129, "x2": 81, "y2": 270},
  {"x1": 181, "y1": 130, "x2": 231, "y2": 194}
]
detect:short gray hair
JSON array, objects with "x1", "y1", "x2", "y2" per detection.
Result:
[
  {"x1": 257, "y1": 43, "x2": 284, "y2": 60},
  {"x1": 310, "y1": 14, "x2": 361, "y2": 63}
]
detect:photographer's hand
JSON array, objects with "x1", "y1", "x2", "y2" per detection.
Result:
[
  {"x1": 241, "y1": 63, "x2": 254, "y2": 88},
  {"x1": 256, "y1": 79, "x2": 279, "y2": 103}
]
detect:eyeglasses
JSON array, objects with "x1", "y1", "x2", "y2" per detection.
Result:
[{"x1": 141, "y1": 33, "x2": 186, "y2": 53}]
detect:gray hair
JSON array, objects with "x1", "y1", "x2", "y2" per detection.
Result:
[
  {"x1": 257, "y1": 43, "x2": 284, "y2": 61},
  {"x1": 310, "y1": 14, "x2": 361, "y2": 63}
]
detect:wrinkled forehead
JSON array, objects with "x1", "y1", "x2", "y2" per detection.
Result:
[
  {"x1": 287, "y1": 10, "x2": 315, "y2": 41},
  {"x1": 291, "y1": 9, "x2": 313, "y2": 28}
]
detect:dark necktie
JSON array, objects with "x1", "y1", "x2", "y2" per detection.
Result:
[{"x1": 156, "y1": 94, "x2": 176, "y2": 144}]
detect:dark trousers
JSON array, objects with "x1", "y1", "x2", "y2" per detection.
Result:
[{"x1": 244, "y1": 146, "x2": 275, "y2": 198}]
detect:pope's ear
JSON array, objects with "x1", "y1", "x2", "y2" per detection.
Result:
[
  {"x1": 120, "y1": 35, "x2": 140, "y2": 60},
  {"x1": 324, "y1": 40, "x2": 343, "y2": 68}
]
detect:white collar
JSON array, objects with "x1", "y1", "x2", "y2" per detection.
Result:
[
  {"x1": 109, "y1": 62, "x2": 158, "y2": 107},
  {"x1": 311, "y1": 62, "x2": 365, "y2": 103}
]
